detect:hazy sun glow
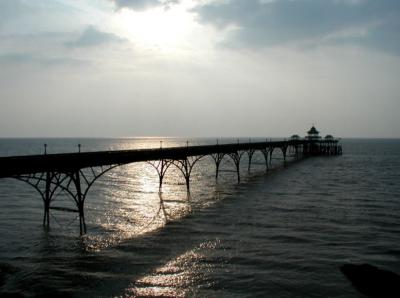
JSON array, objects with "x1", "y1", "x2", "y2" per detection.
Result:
[{"x1": 113, "y1": 3, "x2": 195, "y2": 51}]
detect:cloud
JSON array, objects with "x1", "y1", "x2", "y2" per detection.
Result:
[
  {"x1": 0, "y1": 0, "x2": 30, "y2": 17},
  {"x1": 65, "y1": 26, "x2": 125, "y2": 48},
  {"x1": 194, "y1": 0, "x2": 400, "y2": 54},
  {"x1": 111, "y1": 0, "x2": 179, "y2": 11},
  {"x1": 0, "y1": 52, "x2": 85, "y2": 66},
  {"x1": 0, "y1": 0, "x2": 32, "y2": 28}
]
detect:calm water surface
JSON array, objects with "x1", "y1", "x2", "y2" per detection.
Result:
[{"x1": 0, "y1": 138, "x2": 399, "y2": 297}]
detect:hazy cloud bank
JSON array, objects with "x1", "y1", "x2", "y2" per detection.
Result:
[
  {"x1": 111, "y1": 0, "x2": 180, "y2": 10},
  {"x1": 65, "y1": 26, "x2": 126, "y2": 48},
  {"x1": 194, "y1": 0, "x2": 400, "y2": 54}
]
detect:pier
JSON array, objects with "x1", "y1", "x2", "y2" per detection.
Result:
[{"x1": 0, "y1": 127, "x2": 341, "y2": 234}]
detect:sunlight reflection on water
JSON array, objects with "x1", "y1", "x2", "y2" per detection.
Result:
[
  {"x1": 80, "y1": 139, "x2": 212, "y2": 252},
  {"x1": 126, "y1": 239, "x2": 221, "y2": 297}
]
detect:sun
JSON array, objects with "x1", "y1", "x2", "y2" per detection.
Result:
[{"x1": 113, "y1": 3, "x2": 195, "y2": 51}]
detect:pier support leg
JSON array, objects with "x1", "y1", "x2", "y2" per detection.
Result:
[
  {"x1": 261, "y1": 149, "x2": 270, "y2": 173},
  {"x1": 148, "y1": 159, "x2": 172, "y2": 192},
  {"x1": 211, "y1": 153, "x2": 224, "y2": 180},
  {"x1": 73, "y1": 171, "x2": 86, "y2": 235},
  {"x1": 236, "y1": 163, "x2": 240, "y2": 183},
  {"x1": 281, "y1": 146, "x2": 288, "y2": 167},
  {"x1": 269, "y1": 149, "x2": 274, "y2": 168},
  {"x1": 295, "y1": 146, "x2": 299, "y2": 160},
  {"x1": 79, "y1": 202, "x2": 86, "y2": 235},
  {"x1": 247, "y1": 150, "x2": 255, "y2": 174},
  {"x1": 172, "y1": 156, "x2": 203, "y2": 193},
  {"x1": 13, "y1": 172, "x2": 63, "y2": 231},
  {"x1": 16, "y1": 166, "x2": 119, "y2": 235},
  {"x1": 158, "y1": 160, "x2": 170, "y2": 191},
  {"x1": 185, "y1": 176, "x2": 190, "y2": 193},
  {"x1": 179, "y1": 159, "x2": 191, "y2": 192},
  {"x1": 43, "y1": 171, "x2": 51, "y2": 228},
  {"x1": 228, "y1": 152, "x2": 244, "y2": 183}
]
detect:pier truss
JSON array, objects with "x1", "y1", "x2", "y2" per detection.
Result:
[
  {"x1": 0, "y1": 139, "x2": 341, "y2": 234},
  {"x1": 13, "y1": 165, "x2": 119, "y2": 234}
]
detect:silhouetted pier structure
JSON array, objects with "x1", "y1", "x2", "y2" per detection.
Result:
[{"x1": 0, "y1": 128, "x2": 341, "y2": 234}]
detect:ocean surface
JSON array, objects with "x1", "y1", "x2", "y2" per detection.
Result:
[{"x1": 0, "y1": 138, "x2": 399, "y2": 297}]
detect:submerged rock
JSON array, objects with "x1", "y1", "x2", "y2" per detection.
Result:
[{"x1": 341, "y1": 264, "x2": 400, "y2": 298}]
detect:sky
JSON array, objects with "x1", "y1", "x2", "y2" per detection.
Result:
[{"x1": 0, "y1": 0, "x2": 399, "y2": 138}]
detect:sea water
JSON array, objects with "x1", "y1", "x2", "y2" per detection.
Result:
[{"x1": 0, "y1": 138, "x2": 399, "y2": 297}]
